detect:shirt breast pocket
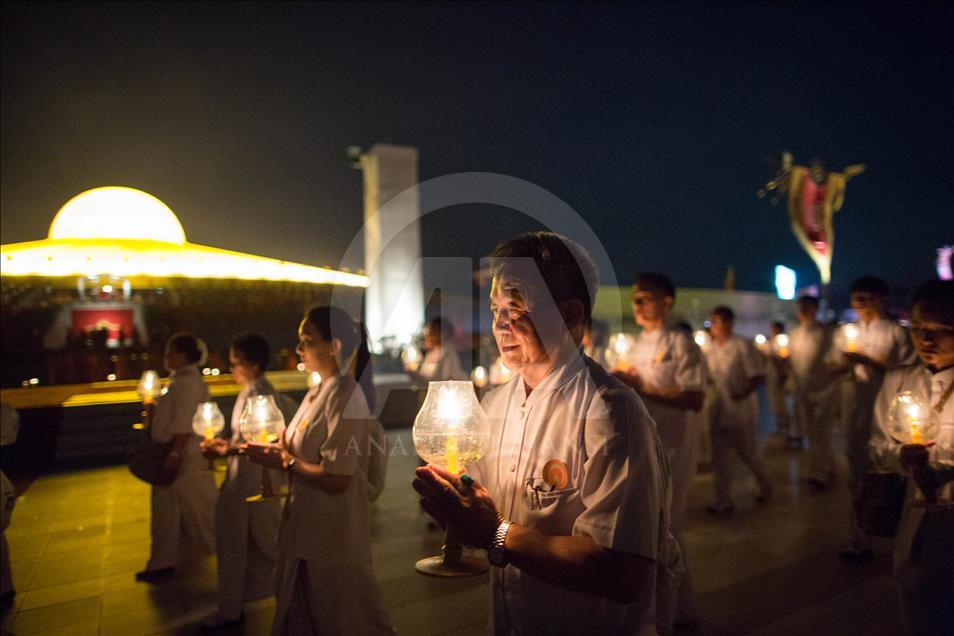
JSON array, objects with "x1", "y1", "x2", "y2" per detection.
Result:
[{"x1": 524, "y1": 476, "x2": 579, "y2": 512}]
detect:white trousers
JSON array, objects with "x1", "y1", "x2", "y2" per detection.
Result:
[
  {"x1": 147, "y1": 460, "x2": 217, "y2": 571},
  {"x1": 272, "y1": 555, "x2": 394, "y2": 636},
  {"x1": 668, "y1": 415, "x2": 700, "y2": 622},
  {"x1": 842, "y1": 381, "x2": 878, "y2": 551},
  {"x1": 710, "y1": 422, "x2": 772, "y2": 506},
  {"x1": 795, "y1": 389, "x2": 838, "y2": 482},
  {"x1": 215, "y1": 493, "x2": 280, "y2": 619}
]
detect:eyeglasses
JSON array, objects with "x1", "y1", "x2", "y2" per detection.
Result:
[
  {"x1": 491, "y1": 305, "x2": 529, "y2": 322},
  {"x1": 910, "y1": 324, "x2": 954, "y2": 340}
]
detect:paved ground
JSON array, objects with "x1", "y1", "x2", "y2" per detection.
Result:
[{"x1": 1, "y1": 428, "x2": 903, "y2": 635}]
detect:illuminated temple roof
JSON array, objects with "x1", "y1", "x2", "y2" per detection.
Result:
[{"x1": 1, "y1": 186, "x2": 368, "y2": 287}]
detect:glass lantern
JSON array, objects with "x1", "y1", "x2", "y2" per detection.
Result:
[
  {"x1": 604, "y1": 332, "x2": 634, "y2": 372},
  {"x1": 137, "y1": 370, "x2": 161, "y2": 404},
  {"x1": 412, "y1": 381, "x2": 491, "y2": 577},
  {"x1": 773, "y1": 333, "x2": 790, "y2": 359},
  {"x1": 402, "y1": 344, "x2": 423, "y2": 372},
  {"x1": 887, "y1": 392, "x2": 939, "y2": 446},
  {"x1": 239, "y1": 395, "x2": 286, "y2": 502},
  {"x1": 192, "y1": 401, "x2": 225, "y2": 472},
  {"x1": 839, "y1": 323, "x2": 861, "y2": 353},
  {"x1": 471, "y1": 365, "x2": 489, "y2": 389},
  {"x1": 307, "y1": 371, "x2": 322, "y2": 389},
  {"x1": 693, "y1": 329, "x2": 711, "y2": 352}
]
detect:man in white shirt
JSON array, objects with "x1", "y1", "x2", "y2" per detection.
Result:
[
  {"x1": 414, "y1": 232, "x2": 677, "y2": 635},
  {"x1": 837, "y1": 276, "x2": 916, "y2": 559},
  {"x1": 405, "y1": 316, "x2": 467, "y2": 383},
  {"x1": 704, "y1": 306, "x2": 772, "y2": 515},
  {"x1": 789, "y1": 295, "x2": 840, "y2": 489},
  {"x1": 868, "y1": 280, "x2": 954, "y2": 634},
  {"x1": 613, "y1": 272, "x2": 705, "y2": 626}
]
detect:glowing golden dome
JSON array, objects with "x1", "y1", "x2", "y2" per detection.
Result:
[
  {"x1": 1, "y1": 186, "x2": 368, "y2": 287},
  {"x1": 48, "y1": 186, "x2": 187, "y2": 245}
]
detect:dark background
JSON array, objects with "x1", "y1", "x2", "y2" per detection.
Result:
[{"x1": 3, "y1": 1, "x2": 952, "y2": 301}]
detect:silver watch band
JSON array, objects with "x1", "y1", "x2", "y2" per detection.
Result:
[{"x1": 492, "y1": 519, "x2": 512, "y2": 550}]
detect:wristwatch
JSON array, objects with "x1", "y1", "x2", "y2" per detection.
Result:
[{"x1": 488, "y1": 519, "x2": 512, "y2": 567}]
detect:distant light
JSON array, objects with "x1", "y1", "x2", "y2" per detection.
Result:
[
  {"x1": 210, "y1": 368, "x2": 220, "y2": 376},
  {"x1": 29, "y1": 377, "x2": 39, "y2": 385},
  {"x1": 307, "y1": 371, "x2": 322, "y2": 388},
  {"x1": 296, "y1": 362, "x2": 306, "y2": 372},
  {"x1": 102, "y1": 284, "x2": 113, "y2": 293},
  {"x1": 937, "y1": 246, "x2": 953, "y2": 281},
  {"x1": 754, "y1": 334, "x2": 767, "y2": 345},
  {"x1": 106, "y1": 373, "x2": 117, "y2": 381},
  {"x1": 775, "y1": 265, "x2": 797, "y2": 300},
  {"x1": 132, "y1": 422, "x2": 145, "y2": 430},
  {"x1": 202, "y1": 367, "x2": 211, "y2": 376}
]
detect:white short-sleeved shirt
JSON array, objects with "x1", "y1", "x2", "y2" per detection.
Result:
[
  {"x1": 419, "y1": 345, "x2": 467, "y2": 381},
  {"x1": 281, "y1": 373, "x2": 375, "y2": 564},
  {"x1": 628, "y1": 327, "x2": 706, "y2": 450},
  {"x1": 477, "y1": 349, "x2": 668, "y2": 635},
  {"x1": 705, "y1": 336, "x2": 765, "y2": 428},
  {"x1": 222, "y1": 375, "x2": 287, "y2": 499},
  {"x1": 848, "y1": 318, "x2": 916, "y2": 386},
  {"x1": 150, "y1": 364, "x2": 209, "y2": 458},
  {"x1": 788, "y1": 322, "x2": 839, "y2": 400}
]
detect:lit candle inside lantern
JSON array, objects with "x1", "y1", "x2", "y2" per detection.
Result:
[
  {"x1": 137, "y1": 370, "x2": 161, "y2": 404},
  {"x1": 693, "y1": 329, "x2": 710, "y2": 351},
  {"x1": 607, "y1": 333, "x2": 633, "y2": 372},
  {"x1": 774, "y1": 333, "x2": 790, "y2": 358},
  {"x1": 471, "y1": 365, "x2": 488, "y2": 388},
  {"x1": 907, "y1": 402, "x2": 924, "y2": 445},
  {"x1": 841, "y1": 323, "x2": 860, "y2": 353},
  {"x1": 402, "y1": 344, "x2": 423, "y2": 371}
]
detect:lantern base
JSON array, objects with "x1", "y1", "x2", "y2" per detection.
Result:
[{"x1": 415, "y1": 555, "x2": 489, "y2": 577}]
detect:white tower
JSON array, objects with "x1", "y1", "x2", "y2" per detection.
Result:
[{"x1": 359, "y1": 144, "x2": 424, "y2": 351}]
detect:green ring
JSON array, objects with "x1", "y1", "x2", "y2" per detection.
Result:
[{"x1": 460, "y1": 473, "x2": 474, "y2": 488}]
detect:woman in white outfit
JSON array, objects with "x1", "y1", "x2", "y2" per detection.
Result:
[
  {"x1": 137, "y1": 333, "x2": 218, "y2": 582},
  {"x1": 245, "y1": 306, "x2": 393, "y2": 635},
  {"x1": 405, "y1": 316, "x2": 467, "y2": 383},
  {"x1": 200, "y1": 333, "x2": 289, "y2": 630}
]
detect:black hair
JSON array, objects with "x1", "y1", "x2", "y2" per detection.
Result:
[
  {"x1": 711, "y1": 305, "x2": 735, "y2": 322},
  {"x1": 231, "y1": 332, "x2": 270, "y2": 373},
  {"x1": 426, "y1": 316, "x2": 454, "y2": 340},
  {"x1": 797, "y1": 295, "x2": 820, "y2": 309},
  {"x1": 771, "y1": 320, "x2": 785, "y2": 332},
  {"x1": 910, "y1": 280, "x2": 954, "y2": 321},
  {"x1": 489, "y1": 231, "x2": 599, "y2": 321},
  {"x1": 303, "y1": 306, "x2": 375, "y2": 411},
  {"x1": 634, "y1": 272, "x2": 676, "y2": 299},
  {"x1": 167, "y1": 332, "x2": 202, "y2": 364},
  {"x1": 850, "y1": 275, "x2": 889, "y2": 297}
]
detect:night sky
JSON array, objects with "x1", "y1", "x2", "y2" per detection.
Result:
[{"x1": 2, "y1": 2, "x2": 952, "y2": 300}]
